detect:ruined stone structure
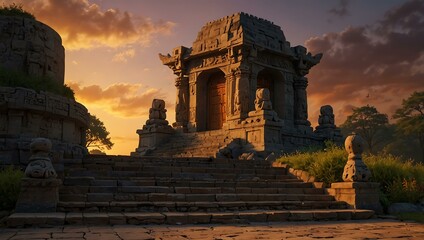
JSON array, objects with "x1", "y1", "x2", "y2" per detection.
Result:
[
  {"x1": 0, "y1": 16, "x2": 65, "y2": 84},
  {"x1": 151, "y1": 12, "x2": 341, "y2": 156},
  {"x1": 131, "y1": 99, "x2": 174, "y2": 156},
  {"x1": 0, "y1": 16, "x2": 88, "y2": 166},
  {"x1": 0, "y1": 87, "x2": 89, "y2": 166}
]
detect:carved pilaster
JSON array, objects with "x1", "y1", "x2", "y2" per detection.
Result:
[
  {"x1": 293, "y1": 77, "x2": 310, "y2": 126},
  {"x1": 233, "y1": 67, "x2": 250, "y2": 118},
  {"x1": 174, "y1": 76, "x2": 189, "y2": 128}
]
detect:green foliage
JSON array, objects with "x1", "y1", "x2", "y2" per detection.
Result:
[
  {"x1": 0, "y1": 3, "x2": 35, "y2": 19},
  {"x1": 279, "y1": 142, "x2": 346, "y2": 185},
  {"x1": 393, "y1": 91, "x2": 424, "y2": 162},
  {"x1": 340, "y1": 105, "x2": 389, "y2": 153},
  {"x1": 86, "y1": 114, "x2": 114, "y2": 151},
  {"x1": 0, "y1": 166, "x2": 24, "y2": 211},
  {"x1": 0, "y1": 67, "x2": 75, "y2": 99}
]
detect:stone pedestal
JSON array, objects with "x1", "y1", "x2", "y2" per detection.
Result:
[
  {"x1": 15, "y1": 178, "x2": 62, "y2": 213},
  {"x1": 131, "y1": 126, "x2": 174, "y2": 156},
  {"x1": 327, "y1": 182, "x2": 383, "y2": 214}
]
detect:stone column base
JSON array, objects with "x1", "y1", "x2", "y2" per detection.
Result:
[
  {"x1": 15, "y1": 178, "x2": 62, "y2": 213},
  {"x1": 327, "y1": 182, "x2": 383, "y2": 214}
]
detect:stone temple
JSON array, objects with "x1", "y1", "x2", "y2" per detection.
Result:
[{"x1": 133, "y1": 13, "x2": 342, "y2": 158}]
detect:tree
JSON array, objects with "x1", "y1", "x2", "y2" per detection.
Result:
[
  {"x1": 340, "y1": 105, "x2": 389, "y2": 153},
  {"x1": 393, "y1": 91, "x2": 424, "y2": 162},
  {"x1": 85, "y1": 114, "x2": 114, "y2": 151}
]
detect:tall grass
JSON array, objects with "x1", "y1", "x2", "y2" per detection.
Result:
[
  {"x1": 277, "y1": 143, "x2": 424, "y2": 204},
  {"x1": 0, "y1": 166, "x2": 24, "y2": 211}
]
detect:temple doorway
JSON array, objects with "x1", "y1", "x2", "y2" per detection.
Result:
[{"x1": 207, "y1": 71, "x2": 226, "y2": 130}]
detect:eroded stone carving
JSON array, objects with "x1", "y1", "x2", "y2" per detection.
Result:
[
  {"x1": 146, "y1": 99, "x2": 168, "y2": 127},
  {"x1": 24, "y1": 138, "x2": 57, "y2": 179},
  {"x1": 255, "y1": 88, "x2": 272, "y2": 111},
  {"x1": 342, "y1": 133, "x2": 371, "y2": 182},
  {"x1": 318, "y1": 105, "x2": 335, "y2": 126}
]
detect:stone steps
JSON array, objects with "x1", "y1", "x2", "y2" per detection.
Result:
[
  {"x1": 57, "y1": 200, "x2": 347, "y2": 213},
  {"x1": 7, "y1": 209, "x2": 375, "y2": 227},
  {"x1": 146, "y1": 130, "x2": 234, "y2": 157},
  {"x1": 59, "y1": 193, "x2": 335, "y2": 203},
  {"x1": 45, "y1": 155, "x2": 376, "y2": 224}
]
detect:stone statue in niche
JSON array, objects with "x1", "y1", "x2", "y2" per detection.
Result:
[
  {"x1": 255, "y1": 88, "x2": 272, "y2": 111},
  {"x1": 24, "y1": 138, "x2": 57, "y2": 179},
  {"x1": 146, "y1": 99, "x2": 168, "y2": 126},
  {"x1": 342, "y1": 133, "x2": 371, "y2": 182},
  {"x1": 318, "y1": 105, "x2": 335, "y2": 127}
]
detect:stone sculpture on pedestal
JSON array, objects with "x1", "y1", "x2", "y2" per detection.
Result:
[
  {"x1": 132, "y1": 99, "x2": 174, "y2": 156},
  {"x1": 15, "y1": 138, "x2": 61, "y2": 213},
  {"x1": 314, "y1": 105, "x2": 343, "y2": 144},
  {"x1": 342, "y1": 133, "x2": 371, "y2": 182}
]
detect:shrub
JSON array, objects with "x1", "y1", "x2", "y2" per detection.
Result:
[
  {"x1": 279, "y1": 142, "x2": 346, "y2": 185},
  {"x1": 0, "y1": 67, "x2": 75, "y2": 99},
  {"x1": 0, "y1": 166, "x2": 24, "y2": 211},
  {"x1": 0, "y1": 3, "x2": 35, "y2": 19}
]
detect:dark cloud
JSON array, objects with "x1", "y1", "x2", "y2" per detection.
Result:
[
  {"x1": 68, "y1": 82, "x2": 172, "y2": 118},
  {"x1": 328, "y1": 0, "x2": 350, "y2": 18},
  {"x1": 307, "y1": 0, "x2": 424, "y2": 125},
  {"x1": 2, "y1": 0, "x2": 174, "y2": 49}
]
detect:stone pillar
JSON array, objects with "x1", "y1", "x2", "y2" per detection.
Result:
[
  {"x1": 174, "y1": 76, "x2": 189, "y2": 130},
  {"x1": 293, "y1": 77, "x2": 310, "y2": 126},
  {"x1": 326, "y1": 133, "x2": 382, "y2": 214},
  {"x1": 233, "y1": 67, "x2": 250, "y2": 119},
  {"x1": 15, "y1": 138, "x2": 61, "y2": 213}
]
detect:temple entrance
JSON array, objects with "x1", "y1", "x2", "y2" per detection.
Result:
[{"x1": 207, "y1": 72, "x2": 226, "y2": 130}]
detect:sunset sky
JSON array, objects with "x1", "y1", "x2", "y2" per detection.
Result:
[{"x1": 3, "y1": 0, "x2": 423, "y2": 155}]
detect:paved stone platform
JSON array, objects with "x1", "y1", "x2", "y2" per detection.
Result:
[{"x1": 1, "y1": 219, "x2": 423, "y2": 239}]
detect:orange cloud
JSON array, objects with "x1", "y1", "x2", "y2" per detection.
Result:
[
  {"x1": 4, "y1": 0, "x2": 175, "y2": 49},
  {"x1": 306, "y1": 0, "x2": 424, "y2": 126},
  {"x1": 68, "y1": 82, "x2": 172, "y2": 118}
]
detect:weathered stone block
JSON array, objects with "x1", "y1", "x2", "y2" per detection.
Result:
[{"x1": 15, "y1": 178, "x2": 61, "y2": 213}]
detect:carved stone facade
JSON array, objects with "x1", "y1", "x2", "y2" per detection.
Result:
[
  {"x1": 157, "y1": 13, "x2": 341, "y2": 155},
  {"x1": 0, "y1": 87, "x2": 89, "y2": 166},
  {"x1": 0, "y1": 16, "x2": 65, "y2": 85}
]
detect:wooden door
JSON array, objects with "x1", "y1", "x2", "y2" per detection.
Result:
[{"x1": 207, "y1": 72, "x2": 226, "y2": 130}]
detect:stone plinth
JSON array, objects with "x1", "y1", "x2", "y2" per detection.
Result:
[
  {"x1": 233, "y1": 109, "x2": 284, "y2": 154},
  {"x1": 131, "y1": 127, "x2": 174, "y2": 156},
  {"x1": 15, "y1": 178, "x2": 62, "y2": 213},
  {"x1": 327, "y1": 182, "x2": 382, "y2": 214}
]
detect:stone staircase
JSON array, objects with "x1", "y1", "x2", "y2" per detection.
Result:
[
  {"x1": 8, "y1": 156, "x2": 374, "y2": 226},
  {"x1": 148, "y1": 129, "x2": 235, "y2": 157}
]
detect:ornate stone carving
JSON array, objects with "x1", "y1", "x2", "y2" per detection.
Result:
[
  {"x1": 293, "y1": 46, "x2": 322, "y2": 77},
  {"x1": 342, "y1": 133, "x2": 372, "y2": 182},
  {"x1": 24, "y1": 138, "x2": 57, "y2": 179},
  {"x1": 255, "y1": 88, "x2": 272, "y2": 111},
  {"x1": 314, "y1": 105, "x2": 343, "y2": 143}
]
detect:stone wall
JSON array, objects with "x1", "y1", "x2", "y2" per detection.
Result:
[
  {"x1": 0, "y1": 16, "x2": 65, "y2": 85},
  {"x1": 0, "y1": 87, "x2": 89, "y2": 166}
]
